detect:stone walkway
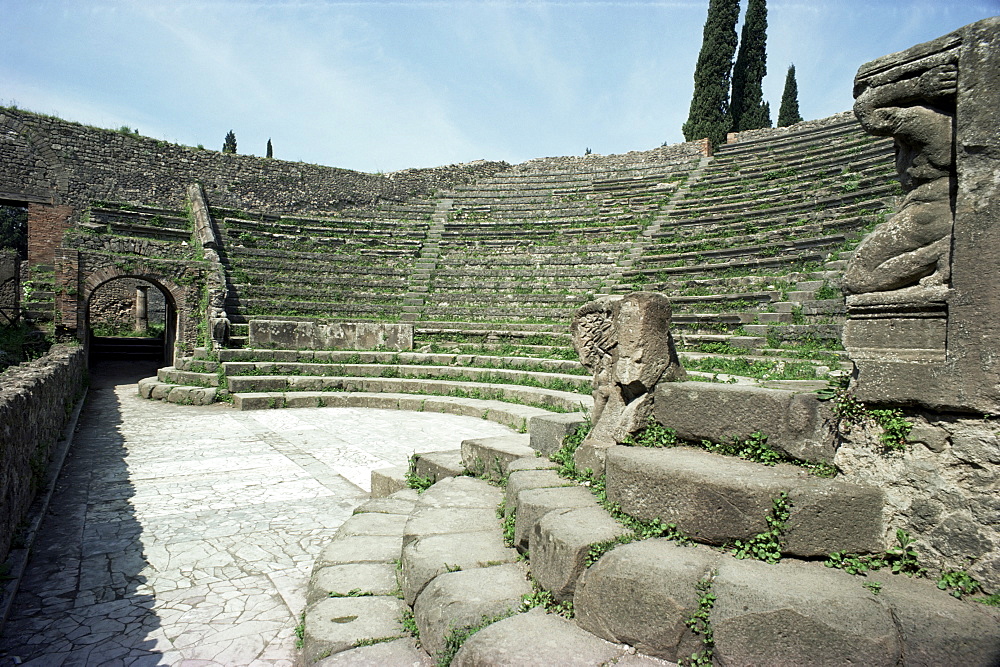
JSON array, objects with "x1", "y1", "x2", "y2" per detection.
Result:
[{"x1": 0, "y1": 361, "x2": 515, "y2": 666}]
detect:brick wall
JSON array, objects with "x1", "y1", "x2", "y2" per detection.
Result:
[{"x1": 27, "y1": 203, "x2": 73, "y2": 267}]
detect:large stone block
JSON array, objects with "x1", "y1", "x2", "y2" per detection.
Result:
[
  {"x1": 504, "y1": 469, "x2": 567, "y2": 515},
  {"x1": 573, "y1": 539, "x2": 719, "y2": 661},
  {"x1": 652, "y1": 381, "x2": 837, "y2": 462},
  {"x1": 307, "y1": 562, "x2": 398, "y2": 605},
  {"x1": 451, "y1": 608, "x2": 626, "y2": 666},
  {"x1": 529, "y1": 412, "x2": 589, "y2": 456},
  {"x1": 413, "y1": 563, "x2": 531, "y2": 656},
  {"x1": 605, "y1": 446, "x2": 885, "y2": 556},
  {"x1": 414, "y1": 476, "x2": 502, "y2": 511},
  {"x1": 249, "y1": 319, "x2": 413, "y2": 351},
  {"x1": 711, "y1": 558, "x2": 900, "y2": 665},
  {"x1": 315, "y1": 535, "x2": 403, "y2": 567},
  {"x1": 529, "y1": 506, "x2": 630, "y2": 602},
  {"x1": 513, "y1": 485, "x2": 597, "y2": 550},
  {"x1": 403, "y1": 507, "x2": 498, "y2": 547}
]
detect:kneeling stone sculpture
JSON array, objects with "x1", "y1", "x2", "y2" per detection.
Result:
[{"x1": 571, "y1": 292, "x2": 686, "y2": 472}]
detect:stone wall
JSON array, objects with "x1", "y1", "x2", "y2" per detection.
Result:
[
  {"x1": 835, "y1": 414, "x2": 1000, "y2": 592},
  {"x1": 0, "y1": 108, "x2": 509, "y2": 217},
  {"x1": 0, "y1": 249, "x2": 17, "y2": 326},
  {"x1": 510, "y1": 141, "x2": 704, "y2": 174},
  {"x1": 724, "y1": 111, "x2": 857, "y2": 145},
  {"x1": 0, "y1": 344, "x2": 86, "y2": 563}
]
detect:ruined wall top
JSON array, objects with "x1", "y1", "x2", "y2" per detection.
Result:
[{"x1": 0, "y1": 108, "x2": 509, "y2": 215}]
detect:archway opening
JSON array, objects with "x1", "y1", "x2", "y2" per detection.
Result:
[{"x1": 87, "y1": 277, "x2": 176, "y2": 365}]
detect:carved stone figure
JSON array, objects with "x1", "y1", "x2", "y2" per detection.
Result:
[
  {"x1": 570, "y1": 292, "x2": 685, "y2": 472},
  {"x1": 842, "y1": 18, "x2": 1000, "y2": 414},
  {"x1": 843, "y1": 63, "x2": 957, "y2": 296}
]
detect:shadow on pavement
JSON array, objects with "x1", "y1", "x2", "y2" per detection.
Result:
[{"x1": 0, "y1": 359, "x2": 165, "y2": 666}]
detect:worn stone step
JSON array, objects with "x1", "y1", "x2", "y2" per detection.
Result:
[
  {"x1": 452, "y1": 608, "x2": 632, "y2": 666},
  {"x1": 411, "y1": 449, "x2": 465, "y2": 483},
  {"x1": 460, "y1": 434, "x2": 536, "y2": 480},
  {"x1": 157, "y1": 367, "x2": 220, "y2": 387},
  {"x1": 413, "y1": 563, "x2": 531, "y2": 657}
]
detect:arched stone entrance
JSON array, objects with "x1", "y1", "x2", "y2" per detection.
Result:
[{"x1": 80, "y1": 265, "x2": 192, "y2": 366}]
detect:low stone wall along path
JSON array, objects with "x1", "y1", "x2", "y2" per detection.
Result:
[{"x1": 0, "y1": 360, "x2": 515, "y2": 666}]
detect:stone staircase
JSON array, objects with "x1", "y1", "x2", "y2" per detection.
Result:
[{"x1": 299, "y1": 421, "x2": 1000, "y2": 665}]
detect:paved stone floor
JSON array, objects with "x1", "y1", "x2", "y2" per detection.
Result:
[{"x1": 0, "y1": 360, "x2": 515, "y2": 666}]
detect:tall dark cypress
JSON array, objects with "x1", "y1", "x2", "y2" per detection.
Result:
[
  {"x1": 730, "y1": 0, "x2": 770, "y2": 131},
  {"x1": 222, "y1": 130, "x2": 237, "y2": 154},
  {"x1": 682, "y1": 0, "x2": 741, "y2": 147},
  {"x1": 777, "y1": 64, "x2": 804, "y2": 127},
  {"x1": 266, "y1": 138, "x2": 273, "y2": 158}
]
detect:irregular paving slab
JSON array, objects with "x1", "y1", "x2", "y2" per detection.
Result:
[
  {"x1": 312, "y1": 637, "x2": 432, "y2": 666},
  {"x1": 530, "y1": 506, "x2": 631, "y2": 602},
  {"x1": 574, "y1": 538, "x2": 720, "y2": 662},
  {"x1": 711, "y1": 558, "x2": 901, "y2": 665},
  {"x1": 302, "y1": 595, "x2": 406, "y2": 664},
  {"x1": 513, "y1": 485, "x2": 598, "y2": 550},
  {"x1": 413, "y1": 563, "x2": 532, "y2": 656},
  {"x1": 461, "y1": 434, "x2": 536, "y2": 480},
  {"x1": 400, "y1": 531, "x2": 517, "y2": 605},
  {"x1": 605, "y1": 446, "x2": 885, "y2": 556},
  {"x1": 451, "y1": 608, "x2": 627, "y2": 666},
  {"x1": 307, "y1": 562, "x2": 399, "y2": 605}
]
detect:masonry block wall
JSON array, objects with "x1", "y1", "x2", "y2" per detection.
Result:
[
  {"x1": 0, "y1": 108, "x2": 509, "y2": 217},
  {"x1": 0, "y1": 344, "x2": 86, "y2": 564},
  {"x1": 27, "y1": 204, "x2": 73, "y2": 268}
]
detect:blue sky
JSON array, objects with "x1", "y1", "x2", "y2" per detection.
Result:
[{"x1": 2, "y1": 1, "x2": 997, "y2": 173}]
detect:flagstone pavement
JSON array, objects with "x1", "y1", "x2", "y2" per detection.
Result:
[{"x1": 0, "y1": 360, "x2": 516, "y2": 666}]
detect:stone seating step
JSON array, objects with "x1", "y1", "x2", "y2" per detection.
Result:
[
  {"x1": 460, "y1": 434, "x2": 536, "y2": 481},
  {"x1": 157, "y1": 367, "x2": 220, "y2": 387},
  {"x1": 415, "y1": 321, "x2": 569, "y2": 334},
  {"x1": 137, "y1": 377, "x2": 217, "y2": 405},
  {"x1": 226, "y1": 376, "x2": 589, "y2": 412},
  {"x1": 216, "y1": 348, "x2": 586, "y2": 373},
  {"x1": 229, "y1": 391, "x2": 559, "y2": 432},
  {"x1": 574, "y1": 538, "x2": 1000, "y2": 665}
]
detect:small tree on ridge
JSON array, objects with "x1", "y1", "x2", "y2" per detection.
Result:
[
  {"x1": 222, "y1": 130, "x2": 237, "y2": 154},
  {"x1": 266, "y1": 138, "x2": 273, "y2": 158},
  {"x1": 777, "y1": 64, "x2": 804, "y2": 127}
]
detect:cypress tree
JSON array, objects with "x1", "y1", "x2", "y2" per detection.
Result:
[
  {"x1": 266, "y1": 138, "x2": 273, "y2": 158},
  {"x1": 222, "y1": 130, "x2": 237, "y2": 154},
  {"x1": 777, "y1": 64, "x2": 804, "y2": 127},
  {"x1": 682, "y1": 0, "x2": 741, "y2": 147},
  {"x1": 730, "y1": 0, "x2": 770, "y2": 132}
]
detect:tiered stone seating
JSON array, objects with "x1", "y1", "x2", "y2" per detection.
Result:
[
  {"x1": 218, "y1": 201, "x2": 433, "y2": 328},
  {"x1": 83, "y1": 202, "x2": 192, "y2": 242},
  {"x1": 624, "y1": 116, "x2": 896, "y2": 350},
  {"x1": 416, "y1": 152, "x2": 703, "y2": 345}
]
